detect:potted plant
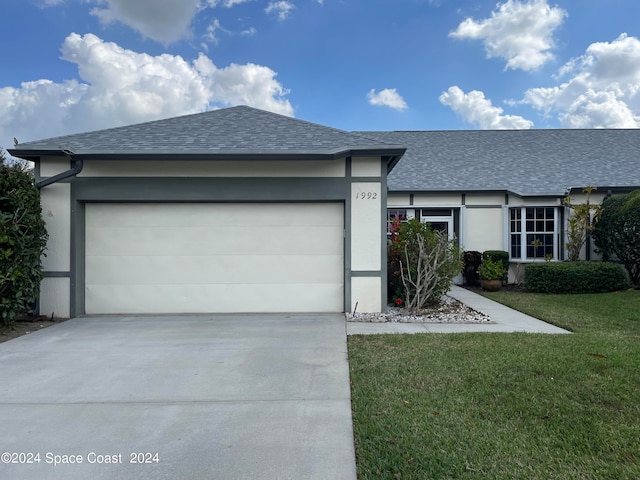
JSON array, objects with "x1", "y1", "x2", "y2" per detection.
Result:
[{"x1": 478, "y1": 257, "x2": 505, "y2": 291}]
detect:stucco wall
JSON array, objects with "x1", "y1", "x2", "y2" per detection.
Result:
[
  {"x1": 37, "y1": 155, "x2": 389, "y2": 316},
  {"x1": 463, "y1": 208, "x2": 504, "y2": 252},
  {"x1": 387, "y1": 194, "x2": 411, "y2": 206},
  {"x1": 40, "y1": 278, "x2": 70, "y2": 319},
  {"x1": 40, "y1": 157, "x2": 70, "y2": 177},
  {"x1": 351, "y1": 277, "x2": 381, "y2": 313},
  {"x1": 465, "y1": 193, "x2": 503, "y2": 206},
  {"x1": 38, "y1": 170, "x2": 72, "y2": 318},
  {"x1": 413, "y1": 193, "x2": 462, "y2": 206},
  {"x1": 351, "y1": 182, "x2": 382, "y2": 271},
  {"x1": 351, "y1": 156, "x2": 381, "y2": 177},
  {"x1": 78, "y1": 159, "x2": 347, "y2": 177},
  {"x1": 40, "y1": 184, "x2": 70, "y2": 272}
]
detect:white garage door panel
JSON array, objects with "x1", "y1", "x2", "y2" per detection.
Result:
[
  {"x1": 86, "y1": 284, "x2": 344, "y2": 314},
  {"x1": 85, "y1": 255, "x2": 343, "y2": 284},
  {"x1": 86, "y1": 203, "x2": 340, "y2": 227},
  {"x1": 85, "y1": 203, "x2": 344, "y2": 314},
  {"x1": 86, "y1": 226, "x2": 343, "y2": 256}
]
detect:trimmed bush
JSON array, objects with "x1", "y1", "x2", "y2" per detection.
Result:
[
  {"x1": 592, "y1": 191, "x2": 640, "y2": 287},
  {"x1": 483, "y1": 250, "x2": 509, "y2": 284},
  {"x1": 525, "y1": 262, "x2": 630, "y2": 294},
  {"x1": 462, "y1": 251, "x2": 482, "y2": 286},
  {"x1": 0, "y1": 159, "x2": 48, "y2": 325},
  {"x1": 482, "y1": 250, "x2": 510, "y2": 270}
]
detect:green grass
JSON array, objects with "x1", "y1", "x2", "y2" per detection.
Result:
[{"x1": 348, "y1": 290, "x2": 640, "y2": 479}]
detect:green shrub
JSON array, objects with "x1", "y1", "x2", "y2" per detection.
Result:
[
  {"x1": 478, "y1": 257, "x2": 506, "y2": 280},
  {"x1": 525, "y1": 262, "x2": 630, "y2": 294},
  {"x1": 483, "y1": 250, "x2": 509, "y2": 283},
  {"x1": 0, "y1": 158, "x2": 48, "y2": 325},
  {"x1": 462, "y1": 251, "x2": 482, "y2": 286},
  {"x1": 592, "y1": 191, "x2": 640, "y2": 287},
  {"x1": 482, "y1": 250, "x2": 510, "y2": 270}
]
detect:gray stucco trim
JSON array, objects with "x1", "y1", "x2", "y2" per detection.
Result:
[
  {"x1": 351, "y1": 271, "x2": 382, "y2": 277},
  {"x1": 69, "y1": 175, "x2": 389, "y2": 316},
  {"x1": 465, "y1": 205, "x2": 504, "y2": 209},
  {"x1": 380, "y1": 159, "x2": 389, "y2": 312},
  {"x1": 344, "y1": 162, "x2": 352, "y2": 313},
  {"x1": 42, "y1": 271, "x2": 70, "y2": 278},
  {"x1": 73, "y1": 177, "x2": 350, "y2": 202},
  {"x1": 344, "y1": 158, "x2": 351, "y2": 311},
  {"x1": 70, "y1": 189, "x2": 83, "y2": 318},
  {"x1": 350, "y1": 176, "x2": 383, "y2": 182},
  {"x1": 34, "y1": 159, "x2": 41, "y2": 182}
]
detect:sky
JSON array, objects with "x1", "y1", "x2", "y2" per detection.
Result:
[{"x1": 2, "y1": 0, "x2": 640, "y2": 150}]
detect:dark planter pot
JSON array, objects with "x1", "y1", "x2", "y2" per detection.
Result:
[{"x1": 481, "y1": 279, "x2": 502, "y2": 292}]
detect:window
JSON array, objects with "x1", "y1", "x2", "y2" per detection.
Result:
[
  {"x1": 510, "y1": 207, "x2": 558, "y2": 260},
  {"x1": 420, "y1": 208, "x2": 454, "y2": 239},
  {"x1": 387, "y1": 209, "x2": 407, "y2": 235}
]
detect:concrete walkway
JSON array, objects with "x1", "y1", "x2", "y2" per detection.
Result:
[{"x1": 347, "y1": 285, "x2": 571, "y2": 335}]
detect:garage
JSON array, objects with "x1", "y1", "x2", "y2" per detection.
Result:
[
  {"x1": 12, "y1": 105, "x2": 404, "y2": 316},
  {"x1": 85, "y1": 202, "x2": 344, "y2": 314}
]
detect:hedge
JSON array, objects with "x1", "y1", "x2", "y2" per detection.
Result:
[
  {"x1": 0, "y1": 160, "x2": 48, "y2": 325},
  {"x1": 592, "y1": 191, "x2": 640, "y2": 287},
  {"x1": 525, "y1": 262, "x2": 630, "y2": 294}
]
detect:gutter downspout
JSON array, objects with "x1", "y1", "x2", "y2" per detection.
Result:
[{"x1": 36, "y1": 149, "x2": 83, "y2": 189}]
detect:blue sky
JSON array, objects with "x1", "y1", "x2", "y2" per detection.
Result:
[{"x1": 2, "y1": 0, "x2": 640, "y2": 149}]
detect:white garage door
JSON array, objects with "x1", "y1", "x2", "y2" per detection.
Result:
[{"x1": 85, "y1": 203, "x2": 344, "y2": 314}]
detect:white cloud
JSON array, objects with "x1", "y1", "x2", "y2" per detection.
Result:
[
  {"x1": 207, "y1": 0, "x2": 253, "y2": 6},
  {"x1": 450, "y1": 0, "x2": 567, "y2": 72},
  {"x1": 440, "y1": 86, "x2": 533, "y2": 129},
  {"x1": 0, "y1": 33, "x2": 293, "y2": 145},
  {"x1": 367, "y1": 88, "x2": 408, "y2": 111},
  {"x1": 202, "y1": 18, "x2": 224, "y2": 47},
  {"x1": 265, "y1": 1, "x2": 295, "y2": 21},
  {"x1": 522, "y1": 34, "x2": 640, "y2": 127},
  {"x1": 90, "y1": 0, "x2": 201, "y2": 44}
]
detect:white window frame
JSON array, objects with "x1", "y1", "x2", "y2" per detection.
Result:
[
  {"x1": 420, "y1": 212, "x2": 454, "y2": 240},
  {"x1": 386, "y1": 207, "x2": 457, "y2": 241},
  {"x1": 509, "y1": 206, "x2": 559, "y2": 262},
  {"x1": 386, "y1": 208, "x2": 415, "y2": 235}
]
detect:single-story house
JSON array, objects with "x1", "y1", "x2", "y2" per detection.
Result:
[
  {"x1": 9, "y1": 106, "x2": 640, "y2": 317},
  {"x1": 362, "y1": 129, "x2": 640, "y2": 278}
]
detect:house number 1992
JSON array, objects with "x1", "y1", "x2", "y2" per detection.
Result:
[{"x1": 355, "y1": 192, "x2": 377, "y2": 200}]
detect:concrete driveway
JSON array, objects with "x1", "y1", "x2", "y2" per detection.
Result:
[{"x1": 0, "y1": 314, "x2": 356, "y2": 480}]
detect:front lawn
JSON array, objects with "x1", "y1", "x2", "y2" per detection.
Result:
[{"x1": 348, "y1": 290, "x2": 640, "y2": 479}]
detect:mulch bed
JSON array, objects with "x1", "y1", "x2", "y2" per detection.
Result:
[{"x1": 0, "y1": 315, "x2": 68, "y2": 344}]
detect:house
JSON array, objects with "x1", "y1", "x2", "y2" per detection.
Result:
[
  {"x1": 361, "y1": 129, "x2": 640, "y2": 282},
  {"x1": 9, "y1": 106, "x2": 405, "y2": 317},
  {"x1": 9, "y1": 106, "x2": 640, "y2": 317}
]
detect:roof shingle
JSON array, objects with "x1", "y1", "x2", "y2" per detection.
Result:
[
  {"x1": 356, "y1": 129, "x2": 640, "y2": 196},
  {"x1": 12, "y1": 105, "x2": 402, "y2": 159}
]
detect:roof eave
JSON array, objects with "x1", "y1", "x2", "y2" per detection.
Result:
[
  {"x1": 9, "y1": 146, "x2": 406, "y2": 162},
  {"x1": 387, "y1": 188, "x2": 569, "y2": 198}
]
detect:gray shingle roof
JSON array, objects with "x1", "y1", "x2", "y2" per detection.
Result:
[
  {"x1": 11, "y1": 105, "x2": 403, "y2": 160},
  {"x1": 356, "y1": 129, "x2": 640, "y2": 196}
]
